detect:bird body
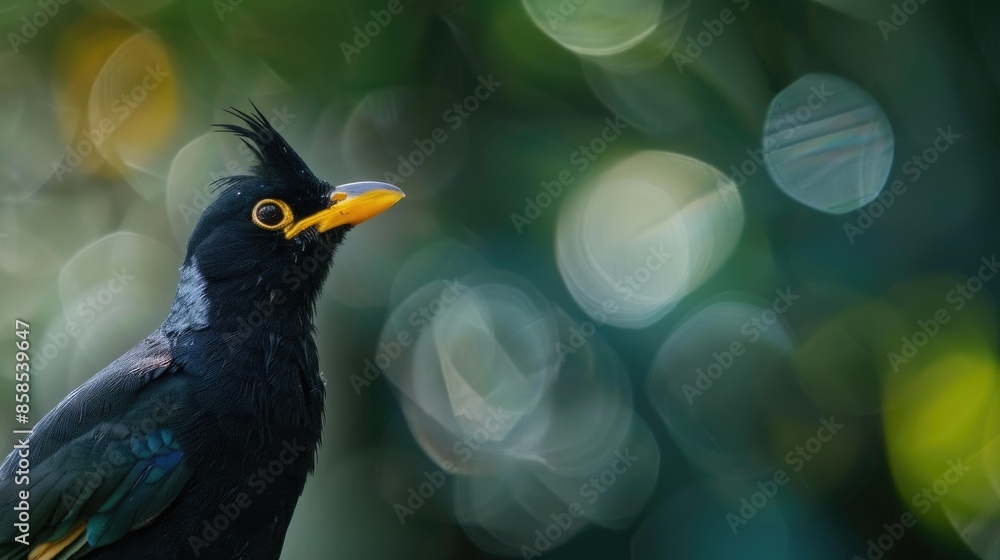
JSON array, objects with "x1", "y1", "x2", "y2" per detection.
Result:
[{"x1": 0, "y1": 107, "x2": 403, "y2": 559}]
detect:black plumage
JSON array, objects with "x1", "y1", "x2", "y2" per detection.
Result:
[{"x1": 0, "y1": 106, "x2": 403, "y2": 560}]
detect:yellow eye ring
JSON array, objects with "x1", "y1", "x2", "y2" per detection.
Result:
[{"x1": 252, "y1": 199, "x2": 294, "y2": 231}]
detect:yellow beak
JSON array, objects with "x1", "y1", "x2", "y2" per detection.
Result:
[{"x1": 284, "y1": 181, "x2": 404, "y2": 239}]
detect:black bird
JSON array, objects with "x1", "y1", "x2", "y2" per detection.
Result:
[{"x1": 0, "y1": 106, "x2": 403, "y2": 559}]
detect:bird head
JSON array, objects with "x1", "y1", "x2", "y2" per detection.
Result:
[{"x1": 170, "y1": 105, "x2": 403, "y2": 333}]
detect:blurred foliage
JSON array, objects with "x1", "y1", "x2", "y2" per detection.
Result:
[{"x1": 1, "y1": 0, "x2": 999, "y2": 558}]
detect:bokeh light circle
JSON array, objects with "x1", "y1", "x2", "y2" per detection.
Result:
[
  {"x1": 521, "y1": 0, "x2": 664, "y2": 56},
  {"x1": 647, "y1": 297, "x2": 795, "y2": 479},
  {"x1": 763, "y1": 73, "x2": 894, "y2": 214},
  {"x1": 556, "y1": 150, "x2": 744, "y2": 328}
]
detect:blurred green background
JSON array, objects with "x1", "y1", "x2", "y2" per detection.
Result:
[{"x1": 1, "y1": 0, "x2": 999, "y2": 558}]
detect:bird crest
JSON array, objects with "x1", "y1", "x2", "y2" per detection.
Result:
[{"x1": 212, "y1": 102, "x2": 321, "y2": 191}]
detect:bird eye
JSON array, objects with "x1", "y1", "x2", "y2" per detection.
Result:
[{"x1": 252, "y1": 199, "x2": 293, "y2": 231}]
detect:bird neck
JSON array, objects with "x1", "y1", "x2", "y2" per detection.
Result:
[
  {"x1": 161, "y1": 257, "x2": 329, "y2": 347},
  {"x1": 160, "y1": 260, "x2": 327, "y2": 441}
]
